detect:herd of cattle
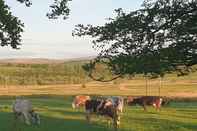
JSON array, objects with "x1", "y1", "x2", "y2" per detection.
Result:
[{"x1": 11, "y1": 95, "x2": 169, "y2": 131}]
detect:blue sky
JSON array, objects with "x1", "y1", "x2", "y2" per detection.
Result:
[{"x1": 1, "y1": 0, "x2": 143, "y2": 59}]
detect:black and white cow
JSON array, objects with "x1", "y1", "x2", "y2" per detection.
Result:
[{"x1": 85, "y1": 97, "x2": 123, "y2": 131}]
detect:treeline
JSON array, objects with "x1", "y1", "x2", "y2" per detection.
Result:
[
  {"x1": 0, "y1": 61, "x2": 90, "y2": 85},
  {"x1": 0, "y1": 61, "x2": 196, "y2": 86}
]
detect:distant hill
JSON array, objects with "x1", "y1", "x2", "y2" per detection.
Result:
[
  {"x1": 0, "y1": 58, "x2": 65, "y2": 64},
  {"x1": 0, "y1": 56, "x2": 95, "y2": 64}
]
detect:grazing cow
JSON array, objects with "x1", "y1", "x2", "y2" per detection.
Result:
[
  {"x1": 85, "y1": 97, "x2": 122, "y2": 131},
  {"x1": 124, "y1": 96, "x2": 134, "y2": 105},
  {"x1": 161, "y1": 97, "x2": 171, "y2": 106},
  {"x1": 12, "y1": 99, "x2": 40, "y2": 125},
  {"x1": 128, "y1": 96, "x2": 163, "y2": 111},
  {"x1": 106, "y1": 96, "x2": 124, "y2": 113},
  {"x1": 72, "y1": 95, "x2": 90, "y2": 109}
]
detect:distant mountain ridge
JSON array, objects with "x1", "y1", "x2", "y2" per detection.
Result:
[{"x1": 0, "y1": 56, "x2": 95, "y2": 64}]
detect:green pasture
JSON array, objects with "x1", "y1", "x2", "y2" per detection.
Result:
[
  {"x1": 0, "y1": 96, "x2": 197, "y2": 131},
  {"x1": 0, "y1": 62, "x2": 196, "y2": 86}
]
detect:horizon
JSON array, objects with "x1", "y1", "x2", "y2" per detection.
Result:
[{"x1": 0, "y1": 0, "x2": 143, "y2": 59}]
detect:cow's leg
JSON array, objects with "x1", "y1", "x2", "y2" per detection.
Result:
[
  {"x1": 113, "y1": 112, "x2": 120, "y2": 131},
  {"x1": 113, "y1": 117, "x2": 118, "y2": 131},
  {"x1": 13, "y1": 112, "x2": 18, "y2": 129},
  {"x1": 22, "y1": 112, "x2": 31, "y2": 125},
  {"x1": 142, "y1": 103, "x2": 147, "y2": 111},
  {"x1": 72, "y1": 102, "x2": 76, "y2": 109},
  {"x1": 85, "y1": 110, "x2": 91, "y2": 123},
  {"x1": 13, "y1": 112, "x2": 18, "y2": 120},
  {"x1": 158, "y1": 98, "x2": 162, "y2": 111},
  {"x1": 156, "y1": 104, "x2": 161, "y2": 111},
  {"x1": 116, "y1": 115, "x2": 120, "y2": 127},
  {"x1": 153, "y1": 103, "x2": 158, "y2": 111},
  {"x1": 106, "y1": 117, "x2": 111, "y2": 128}
]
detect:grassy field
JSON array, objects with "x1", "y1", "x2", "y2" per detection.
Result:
[
  {"x1": 0, "y1": 62, "x2": 196, "y2": 130},
  {"x1": 0, "y1": 61, "x2": 88, "y2": 85},
  {"x1": 0, "y1": 62, "x2": 195, "y2": 86},
  {"x1": 0, "y1": 96, "x2": 197, "y2": 131},
  {"x1": 0, "y1": 78, "x2": 197, "y2": 97}
]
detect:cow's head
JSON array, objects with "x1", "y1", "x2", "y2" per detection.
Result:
[
  {"x1": 114, "y1": 98, "x2": 123, "y2": 113},
  {"x1": 30, "y1": 111, "x2": 40, "y2": 125},
  {"x1": 128, "y1": 97, "x2": 140, "y2": 106}
]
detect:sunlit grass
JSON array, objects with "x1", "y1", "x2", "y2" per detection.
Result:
[{"x1": 0, "y1": 96, "x2": 197, "y2": 131}]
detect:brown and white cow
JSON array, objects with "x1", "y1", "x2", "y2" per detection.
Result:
[
  {"x1": 72, "y1": 95, "x2": 90, "y2": 109},
  {"x1": 128, "y1": 96, "x2": 163, "y2": 111},
  {"x1": 124, "y1": 96, "x2": 134, "y2": 105},
  {"x1": 85, "y1": 97, "x2": 123, "y2": 131}
]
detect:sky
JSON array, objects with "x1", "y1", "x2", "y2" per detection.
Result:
[{"x1": 1, "y1": 0, "x2": 143, "y2": 59}]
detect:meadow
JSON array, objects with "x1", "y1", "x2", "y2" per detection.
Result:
[
  {"x1": 0, "y1": 62, "x2": 196, "y2": 86},
  {"x1": 0, "y1": 61, "x2": 197, "y2": 131},
  {"x1": 0, "y1": 96, "x2": 197, "y2": 131},
  {"x1": 0, "y1": 61, "x2": 89, "y2": 85}
]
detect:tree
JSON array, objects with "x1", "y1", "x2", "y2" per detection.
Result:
[
  {"x1": 73, "y1": 0, "x2": 197, "y2": 81},
  {"x1": 0, "y1": 0, "x2": 71, "y2": 49},
  {"x1": 1, "y1": 0, "x2": 197, "y2": 81}
]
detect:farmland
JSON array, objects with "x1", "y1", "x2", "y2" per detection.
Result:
[{"x1": 0, "y1": 61, "x2": 197, "y2": 131}]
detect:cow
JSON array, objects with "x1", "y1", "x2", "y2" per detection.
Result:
[
  {"x1": 105, "y1": 96, "x2": 124, "y2": 113},
  {"x1": 128, "y1": 96, "x2": 163, "y2": 111},
  {"x1": 161, "y1": 97, "x2": 171, "y2": 106},
  {"x1": 124, "y1": 96, "x2": 134, "y2": 105},
  {"x1": 72, "y1": 95, "x2": 90, "y2": 109},
  {"x1": 12, "y1": 99, "x2": 40, "y2": 125},
  {"x1": 85, "y1": 97, "x2": 123, "y2": 131}
]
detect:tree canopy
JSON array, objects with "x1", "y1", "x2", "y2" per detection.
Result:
[
  {"x1": 1, "y1": 0, "x2": 197, "y2": 81},
  {"x1": 73, "y1": 0, "x2": 197, "y2": 81},
  {"x1": 0, "y1": 0, "x2": 71, "y2": 49}
]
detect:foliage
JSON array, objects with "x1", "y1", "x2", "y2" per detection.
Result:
[
  {"x1": 46, "y1": 0, "x2": 71, "y2": 20},
  {"x1": 0, "y1": 0, "x2": 71, "y2": 48},
  {"x1": 0, "y1": 0, "x2": 24, "y2": 49},
  {"x1": 16, "y1": 0, "x2": 32, "y2": 7},
  {"x1": 73, "y1": 0, "x2": 197, "y2": 81}
]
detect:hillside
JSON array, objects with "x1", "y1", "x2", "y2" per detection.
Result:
[
  {"x1": 0, "y1": 57, "x2": 95, "y2": 64},
  {"x1": 0, "y1": 58, "x2": 195, "y2": 87}
]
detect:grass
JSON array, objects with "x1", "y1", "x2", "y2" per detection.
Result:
[
  {"x1": 0, "y1": 62, "x2": 196, "y2": 86},
  {"x1": 0, "y1": 60, "x2": 196, "y2": 130},
  {"x1": 0, "y1": 62, "x2": 88, "y2": 85},
  {"x1": 0, "y1": 96, "x2": 197, "y2": 131},
  {"x1": 0, "y1": 78, "x2": 197, "y2": 97}
]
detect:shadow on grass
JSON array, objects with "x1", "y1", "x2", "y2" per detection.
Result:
[
  {"x1": 124, "y1": 115, "x2": 197, "y2": 131},
  {"x1": 1, "y1": 95, "x2": 197, "y2": 131},
  {"x1": 0, "y1": 111, "x2": 112, "y2": 131}
]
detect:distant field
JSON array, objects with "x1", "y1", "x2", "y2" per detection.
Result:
[
  {"x1": 0, "y1": 61, "x2": 196, "y2": 86},
  {"x1": 0, "y1": 96, "x2": 197, "y2": 131},
  {"x1": 0, "y1": 61, "x2": 195, "y2": 97},
  {"x1": 0, "y1": 61, "x2": 89, "y2": 85},
  {"x1": 0, "y1": 78, "x2": 197, "y2": 97}
]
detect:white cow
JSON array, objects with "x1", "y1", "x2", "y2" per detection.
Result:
[{"x1": 12, "y1": 99, "x2": 40, "y2": 125}]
